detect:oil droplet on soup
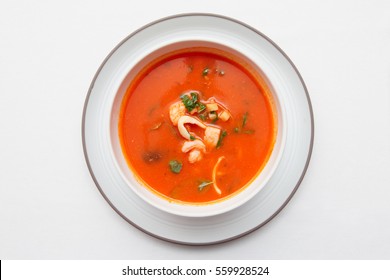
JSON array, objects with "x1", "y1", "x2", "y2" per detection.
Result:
[{"x1": 119, "y1": 48, "x2": 276, "y2": 204}]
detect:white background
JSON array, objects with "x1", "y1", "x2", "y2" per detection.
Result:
[{"x1": 1, "y1": 0, "x2": 389, "y2": 259}]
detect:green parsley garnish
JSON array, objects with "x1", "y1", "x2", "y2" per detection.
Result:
[
  {"x1": 242, "y1": 112, "x2": 248, "y2": 127},
  {"x1": 169, "y1": 160, "x2": 182, "y2": 174},
  {"x1": 197, "y1": 102, "x2": 206, "y2": 112},
  {"x1": 233, "y1": 113, "x2": 255, "y2": 134},
  {"x1": 180, "y1": 92, "x2": 209, "y2": 118},
  {"x1": 216, "y1": 130, "x2": 227, "y2": 148},
  {"x1": 198, "y1": 180, "x2": 213, "y2": 191},
  {"x1": 190, "y1": 92, "x2": 198, "y2": 103},
  {"x1": 180, "y1": 93, "x2": 197, "y2": 112},
  {"x1": 198, "y1": 114, "x2": 207, "y2": 121}
]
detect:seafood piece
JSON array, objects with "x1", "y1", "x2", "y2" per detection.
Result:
[
  {"x1": 177, "y1": 115, "x2": 206, "y2": 140},
  {"x1": 181, "y1": 139, "x2": 206, "y2": 153},
  {"x1": 204, "y1": 126, "x2": 221, "y2": 148},
  {"x1": 188, "y1": 149, "x2": 203, "y2": 163},
  {"x1": 169, "y1": 101, "x2": 186, "y2": 126},
  {"x1": 212, "y1": 156, "x2": 225, "y2": 195}
]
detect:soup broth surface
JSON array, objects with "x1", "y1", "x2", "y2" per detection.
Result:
[{"x1": 119, "y1": 48, "x2": 276, "y2": 203}]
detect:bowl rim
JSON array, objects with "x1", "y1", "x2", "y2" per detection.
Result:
[{"x1": 82, "y1": 13, "x2": 314, "y2": 244}]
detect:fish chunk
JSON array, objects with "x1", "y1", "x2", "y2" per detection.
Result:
[{"x1": 204, "y1": 126, "x2": 221, "y2": 148}]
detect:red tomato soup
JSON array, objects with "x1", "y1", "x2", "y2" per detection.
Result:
[{"x1": 119, "y1": 48, "x2": 277, "y2": 204}]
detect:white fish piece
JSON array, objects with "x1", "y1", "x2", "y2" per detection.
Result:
[{"x1": 204, "y1": 126, "x2": 221, "y2": 148}]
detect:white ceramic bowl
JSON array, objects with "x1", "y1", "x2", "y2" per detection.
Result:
[
  {"x1": 108, "y1": 38, "x2": 286, "y2": 217},
  {"x1": 83, "y1": 14, "x2": 313, "y2": 243}
]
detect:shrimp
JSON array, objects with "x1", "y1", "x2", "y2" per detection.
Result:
[
  {"x1": 188, "y1": 149, "x2": 203, "y2": 163},
  {"x1": 177, "y1": 115, "x2": 206, "y2": 140},
  {"x1": 204, "y1": 126, "x2": 221, "y2": 148},
  {"x1": 181, "y1": 140, "x2": 206, "y2": 153},
  {"x1": 182, "y1": 140, "x2": 206, "y2": 163},
  {"x1": 169, "y1": 101, "x2": 186, "y2": 126}
]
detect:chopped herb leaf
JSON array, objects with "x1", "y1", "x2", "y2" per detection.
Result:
[
  {"x1": 189, "y1": 134, "x2": 196, "y2": 141},
  {"x1": 190, "y1": 92, "x2": 198, "y2": 103},
  {"x1": 181, "y1": 94, "x2": 197, "y2": 112},
  {"x1": 217, "y1": 130, "x2": 228, "y2": 148},
  {"x1": 197, "y1": 102, "x2": 206, "y2": 112},
  {"x1": 198, "y1": 180, "x2": 213, "y2": 191},
  {"x1": 242, "y1": 112, "x2": 248, "y2": 127},
  {"x1": 169, "y1": 160, "x2": 182, "y2": 174},
  {"x1": 234, "y1": 127, "x2": 240, "y2": 133},
  {"x1": 198, "y1": 114, "x2": 206, "y2": 121},
  {"x1": 202, "y1": 67, "x2": 210, "y2": 76}
]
